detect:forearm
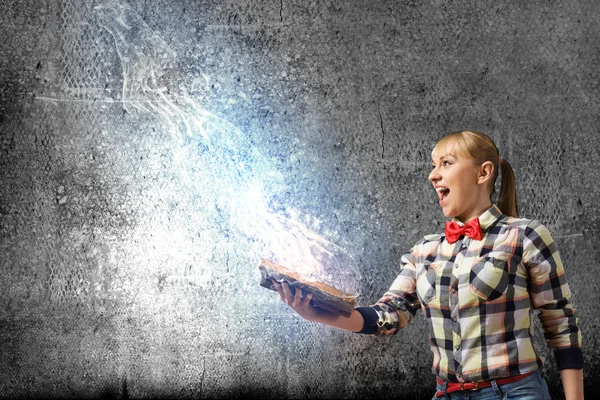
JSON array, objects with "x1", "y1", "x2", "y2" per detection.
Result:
[
  {"x1": 272, "y1": 281, "x2": 365, "y2": 332},
  {"x1": 560, "y1": 368, "x2": 584, "y2": 400},
  {"x1": 312, "y1": 308, "x2": 365, "y2": 332}
]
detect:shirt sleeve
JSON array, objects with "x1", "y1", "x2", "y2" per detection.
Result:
[
  {"x1": 355, "y1": 245, "x2": 422, "y2": 335},
  {"x1": 523, "y1": 220, "x2": 583, "y2": 370}
]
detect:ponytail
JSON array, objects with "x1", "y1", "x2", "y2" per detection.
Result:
[{"x1": 497, "y1": 158, "x2": 519, "y2": 217}]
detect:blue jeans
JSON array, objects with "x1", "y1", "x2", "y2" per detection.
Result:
[{"x1": 432, "y1": 370, "x2": 551, "y2": 400}]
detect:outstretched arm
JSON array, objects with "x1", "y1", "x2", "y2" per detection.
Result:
[{"x1": 272, "y1": 280, "x2": 364, "y2": 332}]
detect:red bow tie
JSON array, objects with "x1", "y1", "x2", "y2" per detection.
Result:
[{"x1": 445, "y1": 218, "x2": 482, "y2": 244}]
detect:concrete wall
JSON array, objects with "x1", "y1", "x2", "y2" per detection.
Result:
[{"x1": 1, "y1": 0, "x2": 598, "y2": 398}]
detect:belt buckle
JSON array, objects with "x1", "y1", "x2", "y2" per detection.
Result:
[{"x1": 459, "y1": 381, "x2": 479, "y2": 391}]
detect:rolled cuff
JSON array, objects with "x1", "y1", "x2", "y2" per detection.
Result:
[
  {"x1": 354, "y1": 306, "x2": 379, "y2": 334},
  {"x1": 554, "y1": 347, "x2": 584, "y2": 370}
]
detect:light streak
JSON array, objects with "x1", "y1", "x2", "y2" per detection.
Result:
[{"x1": 95, "y1": 0, "x2": 361, "y2": 295}]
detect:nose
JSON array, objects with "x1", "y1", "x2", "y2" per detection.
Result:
[{"x1": 428, "y1": 165, "x2": 440, "y2": 183}]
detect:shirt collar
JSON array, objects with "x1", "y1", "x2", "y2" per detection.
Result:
[{"x1": 450, "y1": 204, "x2": 502, "y2": 231}]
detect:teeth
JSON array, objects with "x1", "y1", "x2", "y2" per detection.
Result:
[{"x1": 435, "y1": 187, "x2": 448, "y2": 192}]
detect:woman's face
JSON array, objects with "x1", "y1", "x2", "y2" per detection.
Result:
[{"x1": 428, "y1": 141, "x2": 490, "y2": 222}]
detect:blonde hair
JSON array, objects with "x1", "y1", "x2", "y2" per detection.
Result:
[{"x1": 434, "y1": 130, "x2": 518, "y2": 217}]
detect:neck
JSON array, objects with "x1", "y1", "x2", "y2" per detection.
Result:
[{"x1": 456, "y1": 202, "x2": 493, "y2": 223}]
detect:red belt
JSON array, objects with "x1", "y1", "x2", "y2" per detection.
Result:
[{"x1": 435, "y1": 371, "x2": 535, "y2": 398}]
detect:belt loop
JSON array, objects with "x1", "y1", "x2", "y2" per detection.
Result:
[
  {"x1": 435, "y1": 378, "x2": 449, "y2": 398},
  {"x1": 490, "y1": 379, "x2": 502, "y2": 399}
]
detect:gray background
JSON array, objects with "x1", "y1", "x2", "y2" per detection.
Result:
[{"x1": 1, "y1": 0, "x2": 599, "y2": 398}]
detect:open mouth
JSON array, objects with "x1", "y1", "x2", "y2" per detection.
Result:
[{"x1": 436, "y1": 187, "x2": 450, "y2": 203}]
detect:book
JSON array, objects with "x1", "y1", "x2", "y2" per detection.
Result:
[{"x1": 258, "y1": 258, "x2": 357, "y2": 318}]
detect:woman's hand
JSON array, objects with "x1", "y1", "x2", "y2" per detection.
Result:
[
  {"x1": 271, "y1": 280, "x2": 321, "y2": 322},
  {"x1": 271, "y1": 279, "x2": 366, "y2": 332}
]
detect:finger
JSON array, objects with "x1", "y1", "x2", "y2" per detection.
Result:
[
  {"x1": 271, "y1": 280, "x2": 286, "y2": 300},
  {"x1": 271, "y1": 279, "x2": 281, "y2": 292},
  {"x1": 281, "y1": 282, "x2": 294, "y2": 297},
  {"x1": 276, "y1": 282, "x2": 292, "y2": 305},
  {"x1": 292, "y1": 286, "x2": 303, "y2": 306},
  {"x1": 302, "y1": 292, "x2": 313, "y2": 306}
]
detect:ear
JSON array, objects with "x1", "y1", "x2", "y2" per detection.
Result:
[{"x1": 477, "y1": 161, "x2": 495, "y2": 185}]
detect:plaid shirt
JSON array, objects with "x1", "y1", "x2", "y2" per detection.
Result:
[{"x1": 358, "y1": 205, "x2": 582, "y2": 382}]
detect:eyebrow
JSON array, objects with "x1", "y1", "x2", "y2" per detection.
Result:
[{"x1": 431, "y1": 153, "x2": 457, "y2": 162}]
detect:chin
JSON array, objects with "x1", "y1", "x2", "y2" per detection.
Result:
[{"x1": 441, "y1": 208, "x2": 454, "y2": 218}]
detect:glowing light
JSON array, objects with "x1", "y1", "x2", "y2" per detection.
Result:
[{"x1": 95, "y1": 0, "x2": 361, "y2": 295}]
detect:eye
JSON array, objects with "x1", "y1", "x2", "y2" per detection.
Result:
[{"x1": 431, "y1": 160, "x2": 451, "y2": 169}]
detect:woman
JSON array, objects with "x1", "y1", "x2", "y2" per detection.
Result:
[{"x1": 272, "y1": 131, "x2": 584, "y2": 399}]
